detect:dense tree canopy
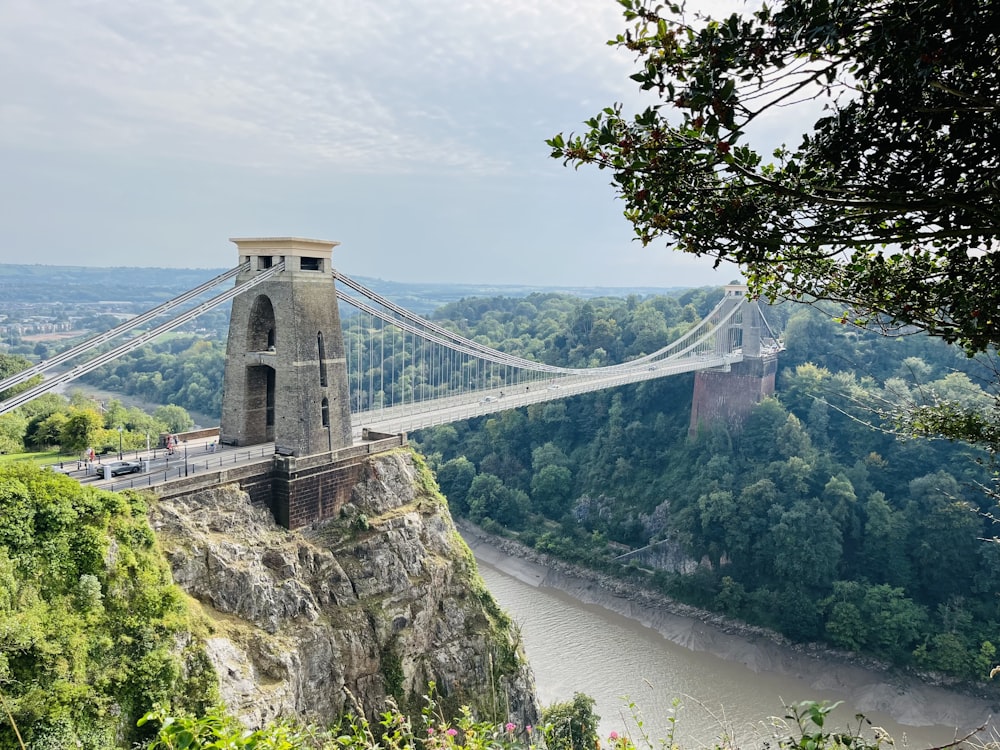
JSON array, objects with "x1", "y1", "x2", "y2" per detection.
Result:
[
  {"x1": 414, "y1": 295, "x2": 999, "y2": 679},
  {"x1": 0, "y1": 353, "x2": 41, "y2": 404},
  {"x1": 549, "y1": 0, "x2": 999, "y2": 355}
]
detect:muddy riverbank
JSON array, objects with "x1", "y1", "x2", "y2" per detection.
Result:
[{"x1": 459, "y1": 522, "x2": 999, "y2": 734}]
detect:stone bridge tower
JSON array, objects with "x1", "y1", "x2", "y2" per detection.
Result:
[
  {"x1": 688, "y1": 285, "x2": 779, "y2": 435},
  {"x1": 220, "y1": 237, "x2": 352, "y2": 456}
]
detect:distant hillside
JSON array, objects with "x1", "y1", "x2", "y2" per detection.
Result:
[
  {"x1": 0, "y1": 264, "x2": 232, "y2": 305},
  {"x1": 0, "y1": 264, "x2": 695, "y2": 314}
]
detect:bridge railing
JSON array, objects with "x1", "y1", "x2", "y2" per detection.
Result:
[
  {"x1": 84, "y1": 434, "x2": 407, "y2": 493},
  {"x1": 102, "y1": 443, "x2": 276, "y2": 492}
]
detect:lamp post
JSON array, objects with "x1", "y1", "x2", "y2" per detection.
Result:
[
  {"x1": 183, "y1": 440, "x2": 188, "y2": 477},
  {"x1": 117, "y1": 425, "x2": 123, "y2": 460}
]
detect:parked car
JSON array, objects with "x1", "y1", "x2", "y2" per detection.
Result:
[{"x1": 97, "y1": 461, "x2": 142, "y2": 479}]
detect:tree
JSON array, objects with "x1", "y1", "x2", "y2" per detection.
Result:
[
  {"x1": 694, "y1": 488, "x2": 738, "y2": 568},
  {"x1": 0, "y1": 413, "x2": 27, "y2": 454},
  {"x1": 549, "y1": 0, "x2": 999, "y2": 355},
  {"x1": 103, "y1": 398, "x2": 129, "y2": 429},
  {"x1": 124, "y1": 406, "x2": 166, "y2": 437},
  {"x1": 0, "y1": 352, "x2": 41, "y2": 401},
  {"x1": 467, "y1": 473, "x2": 530, "y2": 529},
  {"x1": 0, "y1": 353, "x2": 32, "y2": 383},
  {"x1": 27, "y1": 411, "x2": 69, "y2": 449},
  {"x1": 531, "y1": 464, "x2": 574, "y2": 517},
  {"x1": 436, "y1": 456, "x2": 477, "y2": 515},
  {"x1": 59, "y1": 409, "x2": 103, "y2": 452},
  {"x1": 541, "y1": 693, "x2": 600, "y2": 750},
  {"x1": 153, "y1": 404, "x2": 194, "y2": 434},
  {"x1": 552, "y1": 0, "x2": 1000, "y2": 460},
  {"x1": 0, "y1": 464, "x2": 213, "y2": 747},
  {"x1": 769, "y1": 500, "x2": 842, "y2": 591},
  {"x1": 821, "y1": 581, "x2": 928, "y2": 659},
  {"x1": 860, "y1": 492, "x2": 913, "y2": 588}
]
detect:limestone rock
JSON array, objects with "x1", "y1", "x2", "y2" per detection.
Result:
[{"x1": 149, "y1": 449, "x2": 538, "y2": 731}]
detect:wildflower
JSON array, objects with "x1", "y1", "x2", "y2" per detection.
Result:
[
  {"x1": 526, "y1": 725, "x2": 533, "y2": 733},
  {"x1": 428, "y1": 728, "x2": 435, "y2": 735},
  {"x1": 446, "y1": 728, "x2": 458, "y2": 737},
  {"x1": 506, "y1": 723, "x2": 516, "y2": 733},
  {"x1": 609, "y1": 732, "x2": 619, "y2": 740}
]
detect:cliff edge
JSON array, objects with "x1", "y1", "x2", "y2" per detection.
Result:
[{"x1": 149, "y1": 449, "x2": 538, "y2": 730}]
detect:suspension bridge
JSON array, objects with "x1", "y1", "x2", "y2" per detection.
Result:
[{"x1": 0, "y1": 237, "x2": 780, "y2": 527}]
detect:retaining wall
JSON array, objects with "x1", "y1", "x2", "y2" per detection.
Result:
[{"x1": 153, "y1": 433, "x2": 406, "y2": 529}]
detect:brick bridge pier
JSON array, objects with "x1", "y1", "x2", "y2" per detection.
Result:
[{"x1": 688, "y1": 285, "x2": 779, "y2": 436}]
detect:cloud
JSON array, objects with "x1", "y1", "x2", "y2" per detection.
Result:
[
  {"x1": 0, "y1": 0, "x2": 744, "y2": 286},
  {"x1": 0, "y1": 0, "x2": 634, "y2": 175}
]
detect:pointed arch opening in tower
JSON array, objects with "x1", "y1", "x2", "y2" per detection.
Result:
[
  {"x1": 248, "y1": 295, "x2": 277, "y2": 351},
  {"x1": 244, "y1": 294, "x2": 278, "y2": 441}
]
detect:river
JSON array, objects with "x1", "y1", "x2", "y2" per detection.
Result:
[{"x1": 468, "y1": 540, "x2": 998, "y2": 749}]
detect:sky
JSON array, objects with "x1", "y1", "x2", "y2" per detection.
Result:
[{"x1": 0, "y1": 0, "x2": 768, "y2": 289}]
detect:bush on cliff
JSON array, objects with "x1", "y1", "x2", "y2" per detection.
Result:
[{"x1": 0, "y1": 464, "x2": 214, "y2": 749}]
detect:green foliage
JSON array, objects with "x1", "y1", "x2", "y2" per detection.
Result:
[
  {"x1": 0, "y1": 464, "x2": 214, "y2": 748},
  {"x1": 821, "y1": 582, "x2": 927, "y2": 660},
  {"x1": 550, "y1": 0, "x2": 1000, "y2": 357},
  {"x1": 548, "y1": 0, "x2": 1000, "y2": 457},
  {"x1": 380, "y1": 642, "x2": 405, "y2": 702},
  {"x1": 26, "y1": 410, "x2": 68, "y2": 449},
  {"x1": 467, "y1": 474, "x2": 529, "y2": 531},
  {"x1": 154, "y1": 404, "x2": 196, "y2": 434},
  {"x1": 141, "y1": 703, "x2": 337, "y2": 749},
  {"x1": 436, "y1": 458, "x2": 477, "y2": 516},
  {"x1": 136, "y1": 694, "x2": 930, "y2": 750},
  {"x1": 540, "y1": 693, "x2": 599, "y2": 750},
  {"x1": 0, "y1": 392, "x2": 184, "y2": 460},
  {"x1": 0, "y1": 416, "x2": 26, "y2": 456},
  {"x1": 58, "y1": 408, "x2": 103, "y2": 452},
  {"x1": 529, "y1": 464, "x2": 573, "y2": 518},
  {"x1": 139, "y1": 684, "x2": 541, "y2": 750},
  {"x1": 0, "y1": 354, "x2": 41, "y2": 403},
  {"x1": 418, "y1": 295, "x2": 1000, "y2": 680},
  {"x1": 773, "y1": 701, "x2": 894, "y2": 750},
  {"x1": 81, "y1": 336, "x2": 226, "y2": 418}
]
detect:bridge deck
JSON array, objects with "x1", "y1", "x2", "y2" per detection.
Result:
[{"x1": 351, "y1": 352, "x2": 739, "y2": 437}]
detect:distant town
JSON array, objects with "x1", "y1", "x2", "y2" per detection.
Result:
[{"x1": 0, "y1": 262, "x2": 691, "y2": 360}]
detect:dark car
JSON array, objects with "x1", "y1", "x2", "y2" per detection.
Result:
[{"x1": 97, "y1": 461, "x2": 142, "y2": 479}]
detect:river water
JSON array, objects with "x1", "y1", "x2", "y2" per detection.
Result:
[{"x1": 472, "y1": 551, "x2": 997, "y2": 749}]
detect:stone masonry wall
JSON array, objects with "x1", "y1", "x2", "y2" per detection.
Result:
[
  {"x1": 689, "y1": 356, "x2": 777, "y2": 435},
  {"x1": 155, "y1": 435, "x2": 408, "y2": 529},
  {"x1": 271, "y1": 458, "x2": 364, "y2": 529}
]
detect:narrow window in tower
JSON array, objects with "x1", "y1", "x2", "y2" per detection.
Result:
[
  {"x1": 321, "y1": 397, "x2": 330, "y2": 427},
  {"x1": 266, "y1": 368, "x2": 275, "y2": 426},
  {"x1": 267, "y1": 328, "x2": 275, "y2": 349},
  {"x1": 259, "y1": 255, "x2": 273, "y2": 270},
  {"x1": 300, "y1": 257, "x2": 322, "y2": 271},
  {"x1": 317, "y1": 331, "x2": 328, "y2": 387}
]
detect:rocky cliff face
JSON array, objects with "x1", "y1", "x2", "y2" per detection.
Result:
[{"x1": 149, "y1": 449, "x2": 538, "y2": 730}]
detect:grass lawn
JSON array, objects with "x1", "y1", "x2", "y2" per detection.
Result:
[{"x1": 0, "y1": 449, "x2": 79, "y2": 468}]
